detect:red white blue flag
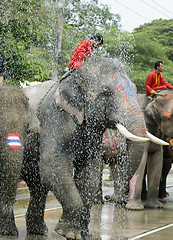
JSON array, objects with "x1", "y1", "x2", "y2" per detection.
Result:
[{"x1": 7, "y1": 133, "x2": 22, "y2": 150}]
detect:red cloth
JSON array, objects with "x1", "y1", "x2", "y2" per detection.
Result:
[
  {"x1": 69, "y1": 40, "x2": 93, "y2": 70},
  {"x1": 145, "y1": 70, "x2": 173, "y2": 95}
]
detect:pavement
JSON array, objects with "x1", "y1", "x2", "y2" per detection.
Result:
[{"x1": 1, "y1": 167, "x2": 173, "y2": 240}]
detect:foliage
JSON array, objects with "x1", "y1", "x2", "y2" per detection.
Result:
[
  {"x1": 130, "y1": 19, "x2": 173, "y2": 92},
  {"x1": 0, "y1": 0, "x2": 55, "y2": 84},
  {"x1": 0, "y1": 0, "x2": 125, "y2": 84},
  {"x1": 0, "y1": 0, "x2": 172, "y2": 89},
  {"x1": 133, "y1": 19, "x2": 173, "y2": 61}
]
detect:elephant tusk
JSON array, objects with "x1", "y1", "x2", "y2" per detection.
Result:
[
  {"x1": 116, "y1": 123, "x2": 149, "y2": 142},
  {"x1": 146, "y1": 131, "x2": 169, "y2": 146}
]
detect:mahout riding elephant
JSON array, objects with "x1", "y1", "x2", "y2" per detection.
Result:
[
  {"x1": 126, "y1": 89, "x2": 173, "y2": 210},
  {"x1": 0, "y1": 85, "x2": 30, "y2": 237},
  {"x1": 21, "y1": 56, "x2": 165, "y2": 239}
]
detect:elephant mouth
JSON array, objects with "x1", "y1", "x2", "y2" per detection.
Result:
[{"x1": 116, "y1": 123, "x2": 169, "y2": 146}]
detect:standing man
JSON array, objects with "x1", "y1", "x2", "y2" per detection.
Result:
[
  {"x1": 69, "y1": 33, "x2": 103, "y2": 71},
  {"x1": 145, "y1": 61, "x2": 173, "y2": 97},
  {"x1": 0, "y1": 54, "x2": 6, "y2": 85}
]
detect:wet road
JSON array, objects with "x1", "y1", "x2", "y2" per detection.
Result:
[{"x1": 1, "y1": 168, "x2": 173, "y2": 240}]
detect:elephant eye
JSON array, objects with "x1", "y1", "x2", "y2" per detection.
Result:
[{"x1": 101, "y1": 87, "x2": 113, "y2": 97}]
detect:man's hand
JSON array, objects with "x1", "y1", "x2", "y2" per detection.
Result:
[{"x1": 151, "y1": 91, "x2": 156, "y2": 97}]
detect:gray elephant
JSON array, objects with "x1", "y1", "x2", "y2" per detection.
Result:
[
  {"x1": 0, "y1": 85, "x2": 30, "y2": 237},
  {"x1": 126, "y1": 90, "x2": 173, "y2": 210},
  {"x1": 21, "y1": 56, "x2": 164, "y2": 239}
]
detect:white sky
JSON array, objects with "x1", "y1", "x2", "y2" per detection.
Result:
[{"x1": 98, "y1": 0, "x2": 173, "y2": 32}]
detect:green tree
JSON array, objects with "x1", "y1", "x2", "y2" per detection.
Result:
[
  {"x1": 0, "y1": 0, "x2": 55, "y2": 85},
  {"x1": 130, "y1": 19, "x2": 173, "y2": 92}
]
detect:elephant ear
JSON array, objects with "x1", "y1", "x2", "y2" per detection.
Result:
[
  {"x1": 144, "y1": 102, "x2": 161, "y2": 128},
  {"x1": 54, "y1": 78, "x2": 84, "y2": 124}
]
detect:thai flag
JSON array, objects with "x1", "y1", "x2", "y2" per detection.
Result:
[{"x1": 7, "y1": 133, "x2": 22, "y2": 150}]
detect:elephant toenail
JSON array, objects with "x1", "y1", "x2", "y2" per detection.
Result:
[
  {"x1": 56, "y1": 229, "x2": 63, "y2": 235},
  {"x1": 76, "y1": 233, "x2": 82, "y2": 240},
  {"x1": 66, "y1": 231, "x2": 75, "y2": 239}
]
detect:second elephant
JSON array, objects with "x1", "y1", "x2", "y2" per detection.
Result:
[{"x1": 126, "y1": 90, "x2": 173, "y2": 210}]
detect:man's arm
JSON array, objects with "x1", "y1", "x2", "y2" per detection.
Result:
[
  {"x1": 145, "y1": 74, "x2": 155, "y2": 96},
  {"x1": 160, "y1": 76, "x2": 173, "y2": 89}
]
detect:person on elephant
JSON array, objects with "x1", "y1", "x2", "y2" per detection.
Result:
[
  {"x1": 0, "y1": 54, "x2": 6, "y2": 86},
  {"x1": 68, "y1": 33, "x2": 104, "y2": 71},
  {"x1": 145, "y1": 61, "x2": 173, "y2": 97}
]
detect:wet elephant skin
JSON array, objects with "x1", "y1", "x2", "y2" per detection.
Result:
[{"x1": 20, "y1": 56, "x2": 147, "y2": 239}]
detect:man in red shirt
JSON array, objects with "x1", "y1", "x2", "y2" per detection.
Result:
[
  {"x1": 69, "y1": 33, "x2": 103, "y2": 71},
  {"x1": 145, "y1": 61, "x2": 173, "y2": 97}
]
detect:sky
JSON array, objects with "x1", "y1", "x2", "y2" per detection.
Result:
[{"x1": 98, "y1": 0, "x2": 173, "y2": 32}]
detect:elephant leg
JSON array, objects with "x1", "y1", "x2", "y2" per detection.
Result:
[
  {"x1": 145, "y1": 146, "x2": 163, "y2": 208},
  {"x1": 158, "y1": 157, "x2": 171, "y2": 199},
  {"x1": 0, "y1": 154, "x2": 22, "y2": 235},
  {"x1": 24, "y1": 174, "x2": 49, "y2": 235},
  {"x1": 104, "y1": 162, "x2": 126, "y2": 204},
  {"x1": 21, "y1": 133, "x2": 49, "y2": 235},
  {"x1": 141, "y1": 168, "x2": 147, "y2": 200},
  {"x1": 93, "y1": 166, "x2": 104, "y2": 204},
  {"x1": 0, "y1": 210, "x2": 18, "y2": 237},
  {"x1": 74, "y1": 156, "x2": 103, "y2": 239},
  {"x1": 42, "y1": 154, "x2": 84, "y2": 240},
  {"x1": 125, "y1": 147, "x2": 148, "y2": 210}
]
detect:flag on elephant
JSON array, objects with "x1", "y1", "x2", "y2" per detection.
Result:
[{"x1": 7, "y1": 133, "x2": 22, "y2": 150}]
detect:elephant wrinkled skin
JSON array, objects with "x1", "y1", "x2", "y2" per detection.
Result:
[
  {"x1": 0, "y1": 85, "x2": 30, "y2": 237},
  {"x1": 22, "y1": 57, "x2": 150, "y2": 239}
]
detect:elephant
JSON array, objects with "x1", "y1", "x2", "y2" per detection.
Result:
[
  {"x1": 126, "y1": 89, "x2": 173, "y2": 210},
  {"x1": 0, "y1": 85, "x2": 30, "y2": 237},
  {"x1": 19, "y1": 56, "x2": 166, "y2": 239}
]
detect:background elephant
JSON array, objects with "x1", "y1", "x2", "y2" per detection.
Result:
[
  {"x1": 126, "y1": 89, "x2": 173, "y2": 210},
  {"x1": 0, "y1": 85, "x2": 30, "y2": 237}
]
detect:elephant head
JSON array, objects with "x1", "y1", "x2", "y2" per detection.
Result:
[
  {"x1": 144, "y1": 89, "x2": 173, "y2": 139},
  {"x1": 53, "y1": 57, "x2": 165, "y2": 144}
]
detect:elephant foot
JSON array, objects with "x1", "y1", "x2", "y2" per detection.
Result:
[
  {"x1": 26, "y1": 220, "x2": 48, "y2": 235},
  {"x1": 125, "y1": 199, "x2": 144, "y2": 210},
  {"x1": 104, "y1": 194, "x2": 127, "y2": 206},
  {"x1": 0, "y1": 222, "x2": 18, "y2": 237},
  {"x1": 93, "y1": 189, "x2": 104, "y2": 205},
  {"x1": 93, "y1": 196, "x2": 104, "y2": 205},
  {"x1": 55, "y1": 218, "x2": 82, "y2": 240},
  {"x1": 144, "y1": 199, "x2": 163, "y2": 209},
  {"x1": 81, "y1": 230, "x2": 95, "y2": 240},
  {"x1": 158, "y1": 191, "x2": 169, "y2": 199}
]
